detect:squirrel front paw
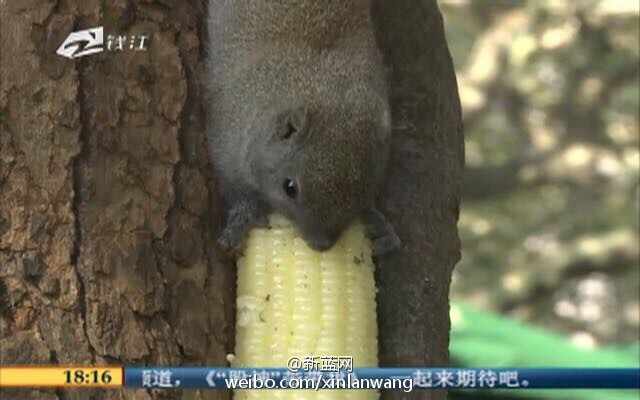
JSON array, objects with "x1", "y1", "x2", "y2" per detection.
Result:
[
  {"x1": 217, "y1": 197, "x2": 268, "y2": 256},
  {"x1": 364, "y1": 207, "x2": 401, "y2": 257},
  {"x1": 217, "y1": 225, "x2": 245, "y2": 255},
  {"x1": 371, "y1": 230, "x2": 401, "y2": 257}
]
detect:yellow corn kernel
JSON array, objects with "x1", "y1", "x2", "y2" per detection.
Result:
[{"x1": 233, "y1": 214, "x2": 379, "y2": 400}]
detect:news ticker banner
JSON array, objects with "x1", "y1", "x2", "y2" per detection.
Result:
[{"x1": 0, "y1": 367, "x2": 638, "y2": 390}]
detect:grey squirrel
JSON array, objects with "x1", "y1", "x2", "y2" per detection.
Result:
[{"x1": 206, "y1": 1, "x2": 400, "y2": 256}]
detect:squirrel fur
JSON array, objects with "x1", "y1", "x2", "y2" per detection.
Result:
[{"x1": 206, "y1": 0, "x2": 399, "y2": 255}]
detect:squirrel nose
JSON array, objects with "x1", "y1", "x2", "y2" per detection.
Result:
[{"x1": 309, "y1": 233, "x2": 338, "y2": 252}]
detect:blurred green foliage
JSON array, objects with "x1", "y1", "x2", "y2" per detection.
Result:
[{"x1": 441, "y1": 0, "x2": 639, "y2": 349}]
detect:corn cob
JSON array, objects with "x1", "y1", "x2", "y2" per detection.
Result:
[{"x1": 233, "y1": 214, "x2": 379, "y2": 400}]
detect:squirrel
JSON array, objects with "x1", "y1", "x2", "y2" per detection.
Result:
[{"x1": 206, "y1": 0, "x2": 400, "y2": 256}]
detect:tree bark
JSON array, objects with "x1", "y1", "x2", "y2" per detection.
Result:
[
  {"x1": 0, "y1": 1, "x2": 462, "y2": 400},
  {"x1": 372, "y1": 1, "x2": 464, "y2": 399},
  {"x1": 1, "y1": 1, "x2": 232, "y2": 399}
]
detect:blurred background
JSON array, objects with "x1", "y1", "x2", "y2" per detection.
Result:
[{"x1": 440, "y1": 1, "x2": 639, "y2": 399}]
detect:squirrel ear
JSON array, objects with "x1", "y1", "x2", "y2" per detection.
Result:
[{"x1": 275, "y1": 106, "x2": 308, "y2": 140}]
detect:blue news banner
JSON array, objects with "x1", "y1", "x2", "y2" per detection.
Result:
[{"x1": 124, "y1": 367, "x2": 640, "y2": 390}]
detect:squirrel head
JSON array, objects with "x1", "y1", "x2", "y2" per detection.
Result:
[{"x1": 248, "y1": 94, "x2": 391, "y2": 251}]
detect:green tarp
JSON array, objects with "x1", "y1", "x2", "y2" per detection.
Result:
[{"x1": 449, "y1": 302, "x2": 639, "y2": 400}]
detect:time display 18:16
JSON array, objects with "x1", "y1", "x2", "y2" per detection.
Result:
[
  {"x1": 0, "y1": 366, "x2": 122, "y2": 388},
  {"x1": 63, "y1": 368, "x2": 118, "y2": 386}
]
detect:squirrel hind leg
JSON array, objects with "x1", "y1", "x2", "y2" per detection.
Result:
[{"x1": 363, "y1": 207, "x2": 401, "y2": 257}]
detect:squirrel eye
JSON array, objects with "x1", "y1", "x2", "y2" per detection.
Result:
[{"x1": 283, "y1": 178, "x2": 298, "y2": 199}]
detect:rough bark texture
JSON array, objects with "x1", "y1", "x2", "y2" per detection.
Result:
[
  {"x1": 0, "y1": 1, "x2": 462, "y2": 400},
  {"x1": 372, "y1": 1, "x2": 464, "y2": 400},
  {"x1": 1, "y1": 1, "x2": 233, "y2": 399}
]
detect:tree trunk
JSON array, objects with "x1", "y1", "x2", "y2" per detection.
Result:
[
  {"x1": 0, "y1": 1, "x2": 462, "y2": 400},
  {"x1": 372, "y1": 2, "x2": 464, "y2": 399}
]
